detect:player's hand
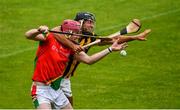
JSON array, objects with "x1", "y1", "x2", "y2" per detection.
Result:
[
  {"x1": 135, "y1": 29, "x2": 151, "y2": 41},
  {"x1": 73, "y1": 44, "x2": 84, "y2": 53},
  {"x1": 111, "y1": 39, "x2": 128, "y2": 51},
  {"x1": 38, "y1": 25, "x2": 49, "y2": 33}
]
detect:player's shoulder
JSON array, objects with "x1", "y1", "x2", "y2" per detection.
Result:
[{"x1": 51, "y1": 26, "x2": 61, "y2": 31}]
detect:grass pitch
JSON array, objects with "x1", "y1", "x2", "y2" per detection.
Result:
[{"x1": 0, "y1": 0, "x2": 180, "y2": 109}]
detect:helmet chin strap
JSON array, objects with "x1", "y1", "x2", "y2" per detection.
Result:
[{"x1": 79, "y1": 20, "x2": 84, "y2": 30}]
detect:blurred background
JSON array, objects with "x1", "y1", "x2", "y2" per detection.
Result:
[{"x1": 0, "y1": 0, "x2": 180, "y2": 109}]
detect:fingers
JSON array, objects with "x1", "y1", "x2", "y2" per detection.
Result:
[
  {"x1": 136, "y1": 29, "x2": 151, "y2": 41},
  {"x1": 121, "y1": 42, "x2": 128, "y2": 50},
  {"x1": 74, "y1": 45, "x2": 84, "y2": 54},
  {"x1": 112, "y1": 37, "x2": 122, "y2": 47},
  {"x1": 77, "y1": 46, "x2": 84, "y2": 52},
  {"x1": 38, "y1": 25, "x2": 49, "y2": 33},
  {"x1": 145, "y1": 29, "x2": 151, "y2": 34},
  {"x1": 111, "y1": 40, "x2": 128, "y2": 51},
  {"x1": 142, "y1": 29, "x2": 151, "y2": 39},
  {"x1": 144, "y1": 29, "x2": 151, "y2": 39}
]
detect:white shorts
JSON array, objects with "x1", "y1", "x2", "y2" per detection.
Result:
[
  {"x1": 60, "y1": 78, "x2": 72, "y2": 97},
  {"x1": 31, "y1": 83, "x2": 69, "y2": 109}
]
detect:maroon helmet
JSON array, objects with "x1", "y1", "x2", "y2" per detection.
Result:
[{"x1": 61, "y1": 19, "x2": 81, "y2": 33}]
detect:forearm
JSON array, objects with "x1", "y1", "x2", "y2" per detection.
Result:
[
  {"x1": 76, "y1": 40, "x2": 127, "y2": 64},
  {"x1": 115, "y1": 36, "x2": 136, "y2": 44},
  {"x1": 76, "y1": 48, "x2": 111, "y2": 65},
  {"x1": 98, "y1": 36, "x2": 135, "y2": 46},
  {"x1": 100, "y1": 29, "x2": 150, "y2": 44},
  {"x1": 98, "y1": 40, "x2": 113, "y2": 45},
  {"x1": 99, "y1": 27, "x2": 128, "y2": 44},
  {"x1": 97, "y1": 24, "x2": 138, "y2": 45},
  {"x1": 51, "y1": 26, "x2": 76, "y2": 49},
  {"x1": 25, "y1": 29, "x2": 40, "y2": 39},
  {"x1": 53, "y1": 34, "x2": 77, "y2": 50},
  {"x1": 87, "y1": 48, "x2": 111, "y2": 64},
  {"x1": 51, "y1": 26, "x2": 61, "y2": 31}
]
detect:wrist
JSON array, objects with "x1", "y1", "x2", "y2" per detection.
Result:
[
  {"x1": 120, "y1": 27, "x2": 127, "y2": 35},
  {"x1": 108, "y1": 47, "x2": 112, "y2": 52}
]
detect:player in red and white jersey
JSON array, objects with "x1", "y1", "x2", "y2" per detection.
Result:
[
  {"x1": 32, "y1": 32, "x2": 74, "y2": 84},
  {"x1": 26, "y1": 19, "x2": 81, "y2": 109}
]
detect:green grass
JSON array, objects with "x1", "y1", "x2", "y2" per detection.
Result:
[{"x1": 0, "y1": 0, "x2": 180, "y2": 109}]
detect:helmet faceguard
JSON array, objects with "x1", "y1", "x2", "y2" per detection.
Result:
[{"x1": 74, "y1": 12, "x2": 96, "y2": 34}]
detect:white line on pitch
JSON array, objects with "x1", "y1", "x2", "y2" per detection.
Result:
[
  {"x1": 0, "y1": 8, "x2": 179, "y2": 58},
  {"x1": 97, "y1": 8, "x2": 180, "y2": 32},
  {"x1": 0, "y1": 47, "x2": 36, "y2": 58}
]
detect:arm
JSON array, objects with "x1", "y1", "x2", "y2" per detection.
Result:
[
  {"x1": 51, "y1": 26, "x2": 83, "y2": 53},
  {"x1": 96, "y1": 19, "x2": 143, "y2": 45},
  {"x1": 74, "y1": 48, "x2": 110, "y2": 65},
  {"x1": 25, "y1": 29, "x2": 46, "y2": 41},
  {"x1": 25, "y1": 25, "x2": 83, "y2": 52},
  {"x1": 51, "y1": 26, "x2": 78, "y2": 50},
  {"x1": 96, "y1": 35, "x2": 139, "y2": 46},
  {"x1": 75, "y1": 40, "x2": 128, "y2": 65},
  {"x1": 53, "y1": 33, "x2": 83, "y2": 52},
  {"x1": 107, "y1": 19, "x2": 141, "y2": 38},
  {"x1": 99, "y1": 29, "x2": 151, "y2": 45},
  {"x1": 51, "y1": 26, "x2": 61, "y2": 31}
]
